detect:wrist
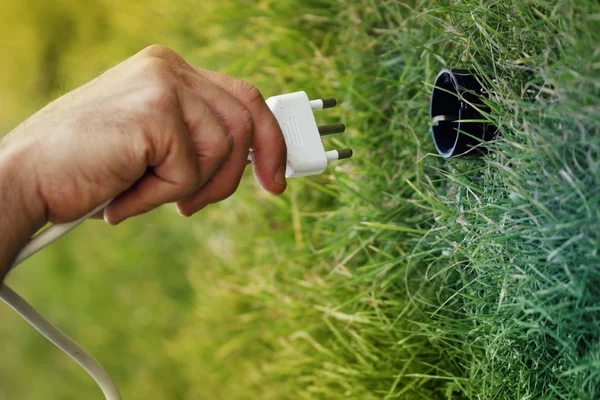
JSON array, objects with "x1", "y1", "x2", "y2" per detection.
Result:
[{"x1": 0, "y1": 132, "x2": 46, "y2": 278}]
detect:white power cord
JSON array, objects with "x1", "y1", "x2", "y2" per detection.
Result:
[
  {"x1": 0, "y1": 92, "x2": 352, "y2": 399},
  {"x1": 9, "y1": 200, "x2": 112, "y2": 270},
  {"x1": 0, "y1": 200, "x2": 120, "y2": 400}
]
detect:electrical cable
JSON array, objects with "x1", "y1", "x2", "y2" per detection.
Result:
[{"x1": 0, "y1": 200, "x2": 120, "y2": 400}]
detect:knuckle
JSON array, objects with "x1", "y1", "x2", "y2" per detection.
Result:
[
  {"x1": 240, "y1": 109, "x2": 254, "y2": 136},
  {"x1": 229, "y1": 109, "x2": 254, "y2": 139},
  {"x1": 204, "y1": 135, "x2": 234, "y2": 180},
  {"x1": 137, "y1": 57, "x2": 174, "y2": 84},
  {"x1": 141, "y1": 44, "x2": 175, "y2": 59},
  {"x1": 146, "y1": 85, "x2": 179, "y2": 114},
  {"x1": 141, "y1": 44, "x2": 188, "y2": 70},
  {"x1": 218, "y1": 133, "x2": 234, "y2": 160},
  {"x1": 136, "y1": 62, "x2": 178, "y2": 110},
  {"x1": 237, "y1": 81, "x2": 264, "y2": 105}
]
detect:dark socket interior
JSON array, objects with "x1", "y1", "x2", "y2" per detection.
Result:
[
  {"x1": 430, "y1": 71, "x2": 462, "y2": 157},
  {"x1": 429, "y1": 68, "x2": 497, "y2": 158}
]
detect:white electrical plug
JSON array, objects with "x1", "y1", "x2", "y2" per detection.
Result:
[{"x1": 264, "y1": 91, "x2": 352, "y2": 177}]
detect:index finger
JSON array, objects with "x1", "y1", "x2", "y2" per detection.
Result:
[{"x1": 193, "y1": 69, "x2": 287, "y2": 195}]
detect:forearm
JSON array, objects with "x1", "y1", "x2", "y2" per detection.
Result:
[{"x1": 0, "y1": 133, "x2": 45, "y2": 280}]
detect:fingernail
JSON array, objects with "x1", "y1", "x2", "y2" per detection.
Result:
[
  {"x1": 275, "y1": 165, "x2": 287, "y2": 186},
  {"x1": 104, "y1": 212, "x2": 119, "y2": 226},
  {"x1": 176, "y1": 204, "x2": 191, "y2": 218}
]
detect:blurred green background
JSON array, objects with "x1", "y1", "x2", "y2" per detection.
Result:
[{"x1": 1, "y1": 0, "x2": 599, "y2": 399}]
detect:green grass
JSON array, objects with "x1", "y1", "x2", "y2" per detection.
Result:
[{"x1": 1, "y1": 0, "x2": 599, "y2": 399}]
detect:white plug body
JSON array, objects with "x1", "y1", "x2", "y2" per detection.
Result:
[{"x1": 266, "y1": 91, "x2": 329, "y2": 177}]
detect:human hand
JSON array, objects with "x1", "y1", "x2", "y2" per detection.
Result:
[{"x1": 0, "y1": 45, "x2": 287, "y2": 228}]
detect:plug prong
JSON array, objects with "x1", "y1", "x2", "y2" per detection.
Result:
[
  {"x1": 325, "y1": 148, "x2": 353, "y2": 162},
  {"x1": 318, "y1": 123, "x2": 346, "y2": 136},
  {"x1": 310, "y1": 98, "x2": 337, "y2": 110},
  {"x1": 321, "y1": 98, "x2": 337, "y2": 109},
  {"x1": 337, "y1": 148, "x2": 353, "y2": 160}
]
